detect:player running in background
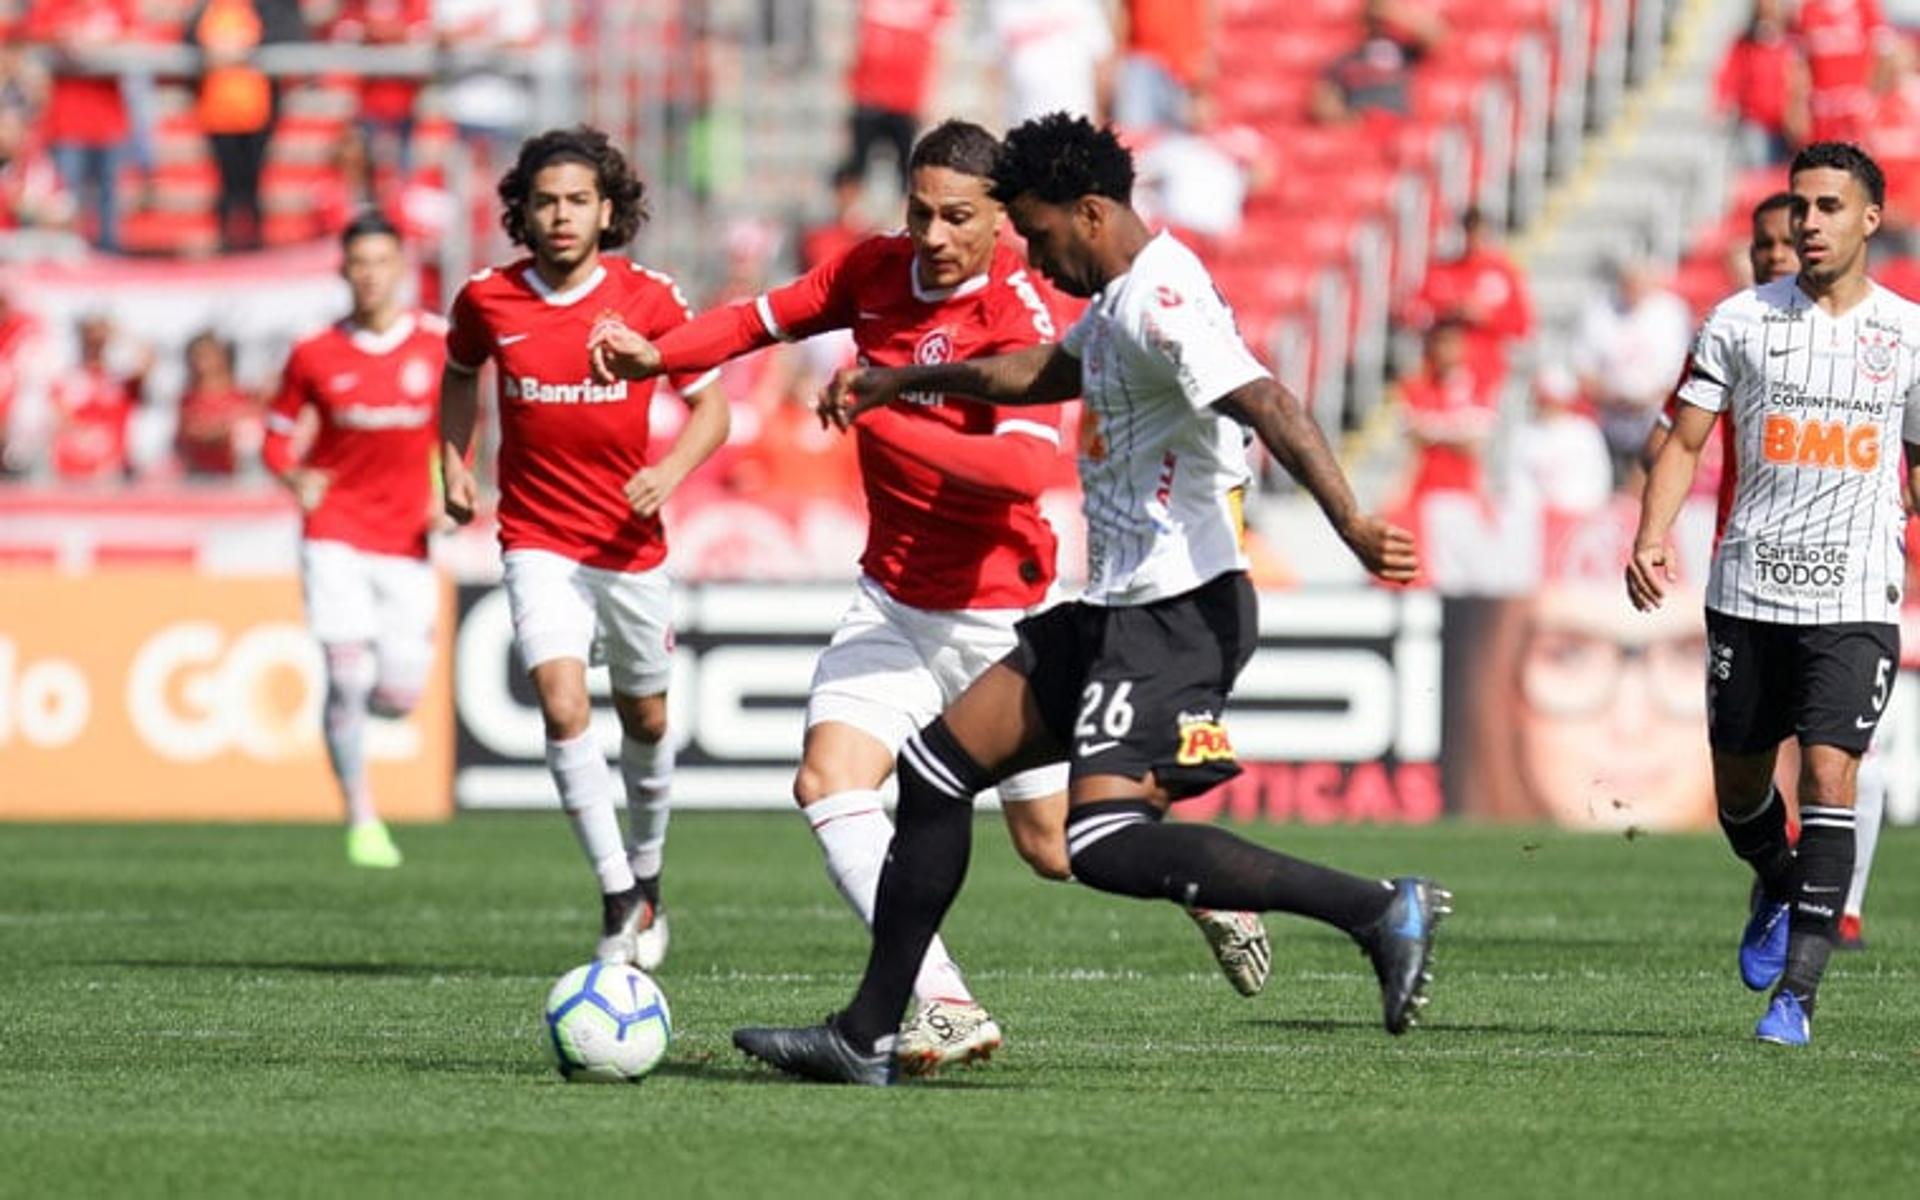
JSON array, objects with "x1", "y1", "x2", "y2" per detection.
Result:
[
  {"x1": 1647, "y1": 190, "x2": 1889, "y2": 952},
  {"x1": 731, "y1": 113, "x2": 1440, "y2": 1086},
  {"x1": 1630, "y1": 142, "x2": 1920, "y2": 1045},
  {"x1": 440, "y1": 127, "x2": 729, "y2": 969},
  {"x1": 590, "y1": 119, "x2": 1271, "y2": 1075},
  {"x1": 264, "y1": 211, "x2": 446, "y2": 870}
]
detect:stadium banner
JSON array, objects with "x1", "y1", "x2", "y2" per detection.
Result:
[
  {"x1": 453, "y1": 583, "x2": 1447, "y2": 823},
  {"x1": 0, "y1": 570, "x2": 455, "y2": 821}
]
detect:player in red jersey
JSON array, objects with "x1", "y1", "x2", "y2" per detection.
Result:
[
  {"x1": 440, "y1": 127, "x2": 729, "y2": 970},
  {"x1": 591, "y1": 120, "x2": 1271, "y2": 1074},
  {"x1": 263, "y1": 211, "x2": 446, "y2": 869}
]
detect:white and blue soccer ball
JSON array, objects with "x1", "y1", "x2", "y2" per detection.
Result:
[{"x1": 543, "y1": 961, "x2": 672, "y2": 1083}]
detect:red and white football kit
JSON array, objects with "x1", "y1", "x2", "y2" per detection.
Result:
[
  {"x1": 649, "y1": 233, "x2": 1072, "y2": 798},
  {"x1": 265, "y1": 313, "x2": 446, "y2": 688},
  {"x1": 447, "y1": 257, "x2": 718, "y2": 695}
]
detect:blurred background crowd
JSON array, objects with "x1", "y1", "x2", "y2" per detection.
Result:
[{"x1": 3, "y1": 1, "x2": 1920, "y2": 595}]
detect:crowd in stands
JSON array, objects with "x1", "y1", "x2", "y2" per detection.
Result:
[{"x1": 15, "y1": 0, "x2": 1920, "y2": 594}]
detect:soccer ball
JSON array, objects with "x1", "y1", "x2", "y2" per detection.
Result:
[{"x1": 543, "y1": 961, "x2": 672, "y2": 1083}]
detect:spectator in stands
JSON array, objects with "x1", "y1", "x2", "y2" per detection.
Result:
[
  {"x1": 1793, "y1": 0, "x2": 1898, "y2": 144},
  {"x1": 0, "y1": 278, "x2": 52, "y2": 476},
  {"x1": 1716, "y1": 0, "x2": 1806, "y2": 167},
  {"x1": 1112, "y1": 0, "x2": 1213, "y2": 131},
  {"x1": 49, "y1": 312, "x2": 146, "y2": 483},
  {"x1": 1131, "y1": 97, "x2": 1268, "y2": 241},
  {"x1": 22, "y1": 0, "x2": 140, "y2": 253},
  {"x1": 174, "y1": 329, "x2": 261, "y2": 478},
  {"x1": 988, "y1": 0, "x2": 1113, "y2": 128},
  {"x1": 1403, "y1": 207, "x2": 1533, "y2": 386},
  {"x1": 0, "y1": 42, "x2": 49, "y2": 119},
  {"x1": 1310, "y1": 0, "x2": 1444, "y2": 133},
  {"x1": 1395, "y1": 316, "x2": 1499, "y2": 510},
  {"x1": 1570, "y1": 255, "x2": 1692, "y2": 485},
  {"x1": 1507, "y1": 364, "x2": 1611, "y2": 518},
  {"x1": 799, "y1": 165, "x2": 874, "y2": 272},
  {"x1": 434, "y1": 0, "x2": 540, "y2": 174},
  {"x1": 0, "y1": 101, "x2": 75, "y2": 234},
  {"x1": 330, "y1": 1, "x2": 431, "y2": 183},
  {"x1": 187, "y1": 0, "x2": 306, "y2": 253},
  {"x1": 839, "y1": 0, "x2": 951, "y2": 193}
]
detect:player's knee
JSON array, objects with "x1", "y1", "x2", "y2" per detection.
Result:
[
  {"x1": 1015, "y1": 834, "x2": 1072, "y2": 882},
  {"x1": 539, "y1": 694, "x2": 593, "y2": 740},
  {"x1": 617, "y1": 705, "x2": 669, "y2": 745},
  {"x1": 792, "y1": 763, "x2": 832, "y2": 809},
  {"x1": 367, "y1": 686, "x2": 421, "y2": 719}
]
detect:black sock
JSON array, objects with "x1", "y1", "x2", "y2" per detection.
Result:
[
  {"x1": 1778, "y1": 805, "x2": 1855, "y2": 1007},
  {"x1": 1719, "y1": 786, "x2": 1795, "y2": 901},
  {"x1": 835, "y1": 719, "x2": 991, "y2": 1052},
  {"x1": 1065, "y1": 800, "x2": 1394, "y2": 935},
  {"x1": 634, "y1": 873, "x2": 661, "y2": 909}
]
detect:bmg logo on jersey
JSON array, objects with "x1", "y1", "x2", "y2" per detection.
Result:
[{"x1": 1761, "y1": 413, "x2": 1879, "y2": 471}]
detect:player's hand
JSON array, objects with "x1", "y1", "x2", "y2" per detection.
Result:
[
  {"x1": 624, "y1": 464, "x2": 681, "y2": 518},
  {"x1": 283, "y1": 467, "x2": 330, "y2": 513},
  {"x1": 1340, "y1": 514, "x2": 1419, "y2": 584},
  {"x1": 816, "y1": 366, "x2": 901, "y2": 431},
  {"x1": 442, "y1": 455, "x2": 478, "y2": 525},
  {"x1": 588, "y1": 320, "x2": 662, "y2": 384},
  {"x1": 1626, "y1": 540, "x2": 1675, "y2": 611}
]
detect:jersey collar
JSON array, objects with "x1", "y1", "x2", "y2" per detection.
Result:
[
  {"x1": 523, "y1": 262, "x2": 607, "y2": 307},
  {"x1": 909, "y1": 253, "x2": 990, "y2": 304},
  {"x1": 344, "y1": 313, "x2": 417, "y2": 355}
]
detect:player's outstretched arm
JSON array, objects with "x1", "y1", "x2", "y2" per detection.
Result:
[
  {"x1": 1215, "y1": 378, "x2": 1417, "y2": 583},
  {"x1": 818, "y1": 343, "x2": 1079, "y2": 429},
  {"x1": 1627, "y1": 401, "x2": 1716, "y2": 611},
  {"x1": 625, "y1": 378, "x2": 731, "y2": 518},
  {"x1": 588, "y1": 321, "x2": 664, "y2": 383},
  {"x1": 439, "y1": 364, "x2": 481, "y2": 524}
]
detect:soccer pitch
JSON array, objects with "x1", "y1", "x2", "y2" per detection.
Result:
[{"x1": 2, "y1": 816, "x2": 1915, "y2": 1199}]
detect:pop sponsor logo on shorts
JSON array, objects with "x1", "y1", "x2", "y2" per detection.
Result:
[
  {"x1": 1751, "y1": 541, "x2": 1851, "y2": 602},
  {"x1": 1175, "y1": 709, "x2": 1235, "y2": 767}
]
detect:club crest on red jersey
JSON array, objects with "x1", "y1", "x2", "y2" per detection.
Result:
[{"x1": 915, "y1": 328, "x2": 954, "y2": 365}]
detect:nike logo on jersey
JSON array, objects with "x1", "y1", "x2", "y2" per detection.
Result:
[
  {"x1": 328, "y1": 373, "x2": 358, "y2": 392},
  {"x1": 1855, "y1": 716, "x2": 1878, "y2": 729},
  {"x1": 1076, "y1": 739, "x2": 1121, "y2": 756},
  {"x1": 1768, "y1": 346, "x2": 1793, "y2": 357},
  {"x1": 499, "y1": 333, "x2": 531, "y2": 346}
]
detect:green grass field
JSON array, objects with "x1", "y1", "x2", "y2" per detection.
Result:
[{"x1": 2, "y1": 815, "x2": 1916, "y2": 1199}]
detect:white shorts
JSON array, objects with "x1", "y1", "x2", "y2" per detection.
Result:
[
  {"x1": 501, "y1": 548, "x2": 674, "y2": 696},
  {"x1": 300, "y1": 539, "x2": 438, "y2": 691},
  {"x1": 808, "y1": 576, "x2": 1068, "y2": 803}
]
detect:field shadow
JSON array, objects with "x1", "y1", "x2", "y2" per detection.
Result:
[
  {"x1": 85, "y1": 957, "x2": 510, "y2": 979},
  {"x1": 1247, "y1": 1016, "x2": 1671, "y2": 1039}
]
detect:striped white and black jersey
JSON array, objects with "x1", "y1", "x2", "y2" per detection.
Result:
[
  {"x1": 1059, "y1": 232, "x2": 1265, "y2": 606},
  {"x1": 1678, "y1": 276, "x2": 1920, "y2": 625}
]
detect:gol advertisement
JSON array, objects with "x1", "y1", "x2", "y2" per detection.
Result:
[{"x1": 0, "y1": 570, "x2": 453, "y2": 821}]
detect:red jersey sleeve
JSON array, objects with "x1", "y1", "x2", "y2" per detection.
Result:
[
  {"x1": 760, "y1": 240, "x2": 864, "y2": 342},
  {"x1": 261, "y1": 340, "x2": 311, "y2": 474},
  {"x1": 445, "y1": 279, "x2": 491, "y2": 371},
  {"x1": 625, "y1": 266, "x2": 722, "y2": 395}
]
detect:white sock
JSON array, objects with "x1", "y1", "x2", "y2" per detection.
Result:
[
  {"x1": 322, "y1": 644, "x2": 379, "y2": 828},
  {"x1": 804, "y1": 789, "x2": 973, "y2": 1006},
  {"x1": 546, "y1": 731, "x2": 635, "y2": 894},
  {"x1": 620, "y1": 735, "x2": 672, "y2": 881},
  {"x1": 1847, "y1": 764, "x2": 1886, "y2": 918}
]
